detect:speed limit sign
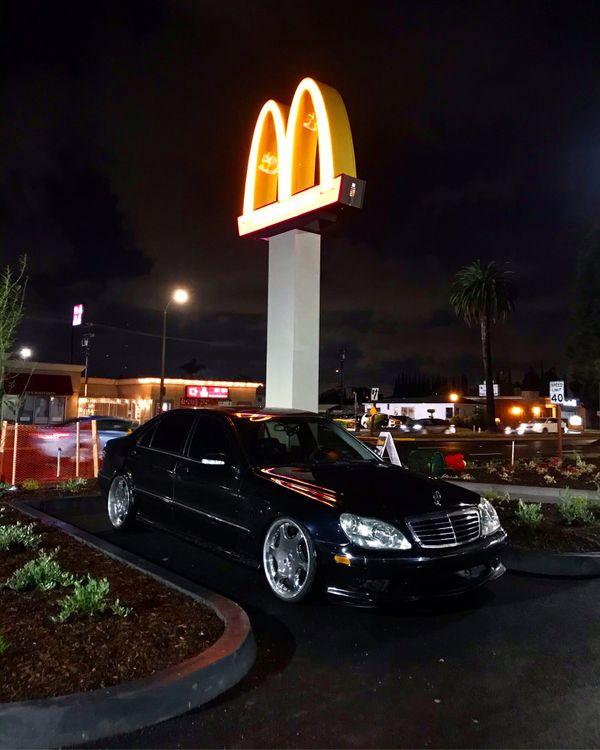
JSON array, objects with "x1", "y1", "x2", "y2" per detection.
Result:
[{"x1": 549, "y1": 381, "x2": 565, "y2": 404}]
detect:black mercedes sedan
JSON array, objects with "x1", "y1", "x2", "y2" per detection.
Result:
[{"x1": 99, "y1": 408, "x2": 507, "y2": 606}]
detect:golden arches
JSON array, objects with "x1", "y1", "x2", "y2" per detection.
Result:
[{"x1": 241, "y1": 78, "x2": 357, "y2": 216}]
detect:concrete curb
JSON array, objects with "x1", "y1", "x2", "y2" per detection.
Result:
[
  {"x1": 449, "y1": 480, "x2": 600, "y2": 504},
  {"x1": 504, "y1": 545, "x2": 600, "y2": 578},
  {"x1": 0, "y1": 501, "x2": 257, "y2": 750}
]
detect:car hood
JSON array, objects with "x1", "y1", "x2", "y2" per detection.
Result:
[{"x1": 257, "y1": 462, "x2": 481, "y2": 519}]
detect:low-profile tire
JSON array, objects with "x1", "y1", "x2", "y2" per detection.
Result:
[
  {"x1": 107, "y1": 474, "x2": 136, "y2": 530},
  {"x1": 262, "y1": 517, "x2": 317, "y2": 603}
]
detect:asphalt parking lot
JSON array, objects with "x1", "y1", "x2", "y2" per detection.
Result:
[{"x1": 24, "y1": 495, "x2": 600, "y2": 749}]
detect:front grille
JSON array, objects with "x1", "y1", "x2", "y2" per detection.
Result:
[{"x1": 406, "y1": 508, "x2": 481, "y2": 548}]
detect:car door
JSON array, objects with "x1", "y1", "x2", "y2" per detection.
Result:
[
  {"x1": 172, "y1": 413, "x2": 250, "y2": 555},
  {"x1": 128, "y1": 411, "x2": 196, "y2": 525}
]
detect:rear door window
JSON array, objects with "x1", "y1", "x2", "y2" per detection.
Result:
[
  {"x1": 187, "y1": 416, "x2": 230, "y2": 461},
  {"x1": 151, "y1": 411, "x2": 196, "y2": 454}
]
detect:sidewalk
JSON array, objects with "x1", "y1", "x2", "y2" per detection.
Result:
[{"x1": 449, "y1": 479, "x2": 599, "y2": 504}]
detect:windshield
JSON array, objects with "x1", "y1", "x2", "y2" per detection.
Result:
[{"x1": 234, "y1": 415, "x2": 378, "y2": 467}]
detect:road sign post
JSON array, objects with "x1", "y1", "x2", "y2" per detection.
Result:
[{"x1": 549, "y1": 381, "x2": 565, "y2": 461}]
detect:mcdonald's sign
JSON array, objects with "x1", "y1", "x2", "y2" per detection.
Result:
[{"x1": 237, "y1": 77, "x2": 365, "y2": 238}]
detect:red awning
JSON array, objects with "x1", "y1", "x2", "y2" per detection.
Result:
[{"x1": 5, "y1": 374, "x2": 74, "y2": 396}]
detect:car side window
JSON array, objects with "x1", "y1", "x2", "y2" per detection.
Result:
[
  {"x1": 138, "y1": 424, "x2": 156, "y2": 447},
  {"x1": 187, "y1": 416, "x2": 230, "y2": 461},
  {"x1": 151, "y1": 411, "x2": 196, "y2": 454}
]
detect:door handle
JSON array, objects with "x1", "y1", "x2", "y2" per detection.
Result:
[
  {"x1": 177, "y1": 465, "x2": 190, "y2": 474},
  {"x1": 152, "y1": 464, "x2": 175, "y2": 475}
]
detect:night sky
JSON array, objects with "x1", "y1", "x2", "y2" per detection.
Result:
[{"x1": 2, "y1": 1, "x2": 600, "y2": 394}]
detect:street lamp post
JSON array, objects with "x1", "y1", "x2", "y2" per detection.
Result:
[{"x1": 158, "y1": 288, "x2": 189, "y2": 412}]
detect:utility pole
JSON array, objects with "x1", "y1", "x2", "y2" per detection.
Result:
[
  {"x1": 338, "y1": 347, "x2": 346, "y2": 406},
  {"x1": 81, "y1": 324, "x2": 95, "y2": 399}
]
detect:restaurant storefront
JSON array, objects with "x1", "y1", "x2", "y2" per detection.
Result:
[
  {"x1": 2, "y1": 362, "x2": 262, "y2": 425},
  {"x1": 1, "y1": 362, "x2": 82, "y2": 424}
]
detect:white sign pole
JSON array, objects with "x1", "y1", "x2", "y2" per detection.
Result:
[
  {"x1": 265, "y1": 230, "x2": 320, "y2": 413},
  {"x1": 549, "y1": 381, "x2": 565, "y2": 461}
]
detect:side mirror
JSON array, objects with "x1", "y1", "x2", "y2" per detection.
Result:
[{"x1": 201, "y1": 452, "x2": 229, "y2": 467}]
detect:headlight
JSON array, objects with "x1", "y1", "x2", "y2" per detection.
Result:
[
  {"x1": 340, "y1": 513, "x2": 411, "y2": 550},
  {"x1": 412, "y1": 423, "x2": 423, "y2": 431},
  {"x1": 479, "y1": 498, "x2": 501, "y2": 536}
]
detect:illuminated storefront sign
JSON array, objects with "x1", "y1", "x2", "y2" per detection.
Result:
[
  {"x1": 72, "y1": 304, "x2": 84, "y2": 326},
  {"x1": 237, "y1": 77, "x2": 364, "y2": 237},
  {"x1": 186, "y1": 385, "x2": 229, "y2": 399}
]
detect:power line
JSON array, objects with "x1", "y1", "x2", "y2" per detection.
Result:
[{"x1": 22, "y1": 314, "x2": 250, "y2": 348}]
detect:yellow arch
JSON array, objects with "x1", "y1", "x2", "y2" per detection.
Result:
[{"x1": 241, "y1": 78, "x2": 357, "y2": 214}]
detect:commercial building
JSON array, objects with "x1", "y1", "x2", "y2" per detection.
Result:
[{"x1": 1, "y1": 360, "x2": 262, "y2": 425}]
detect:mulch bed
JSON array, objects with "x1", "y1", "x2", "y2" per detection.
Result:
[
  {"x1": 0, "y1": 503, "x2": 224, "y2": 703},
  {"x1": 495, "y1": 499, "x2": 600, "y2": 553}
]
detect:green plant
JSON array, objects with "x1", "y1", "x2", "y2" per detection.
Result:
[
  {"x1": 57, "y1": 478, "x2": 88, "y2": 494},
  {"x1": 515, "y1": 500, "x2": 543, "y2": 527},
  {"x1": 0, "y1": 522, "x2": 41, "y2": 551},
  {"x1": 0, "y1": 483, "x2": 11, "y2": 495},
  {"x1": 483, "y1": 489, "x2": 511, "y2": 508},
  {"x1": 21, "y1": 479, "x2": 41, "y2": 491},
  {"x1": 558, "y1": 490, "x2": 596, "y2": 525},
  {"x1": 0, "y1": 633, "x2": 8, "y2": 655},
  {"x1": 53, "y1": 575, "x2": 132, "y2": 623},
  {"x1": 3, "y1": 549, "x2": 75, "y2": 592}
]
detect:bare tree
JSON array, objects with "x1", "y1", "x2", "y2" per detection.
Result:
[{"x1": 0, "y1": 256, "x2": 28, "y2": 404}]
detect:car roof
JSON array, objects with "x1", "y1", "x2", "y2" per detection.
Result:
[{"x1": 159, "y1": 407, "x2": 318, "y2": 418}]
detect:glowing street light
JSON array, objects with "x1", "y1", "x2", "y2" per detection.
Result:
[
  {"x1": 158, "y1": 289, "x2": 190, "y2": 411},
  {"x1": 19, "y1": 347, "x2": 32, "y2": 360},
  {"x1": 172, "y1": 288, "x2": 189, "y2": 305},
  {"x1": 449, "y1": 392, "x2": 459, "y2": 403}
]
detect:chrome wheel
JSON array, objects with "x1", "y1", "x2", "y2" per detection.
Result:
[
  {"x1": 263, "y1": 518, "x2": 315, "y2": 602},
  {"x1": 108, "y1": 475, "x2": 132, "y2": 528}
]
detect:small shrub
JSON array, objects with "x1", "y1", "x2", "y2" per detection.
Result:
[
  {"x1": 515, "y1": 500, "x2": 543, "y2": 527},
  {"x1": 0, "y1": 633, "x2": 8, "y2": 655},
  {"x1": 0, "y1": 483, "x2": 12, "y2": 495},
  {"x1": 57, "y1": 478, "x2": 88, "y2": 494},
  {"x1": 543, "y1": 474, "x2": 557, "y2": 485},
  {"x1": 21, "y1": 479, "x2": 41, "y2": 491},
  {"x1": 53, "y1": 575, "x2": 132, "y2": 623},
  {"x1": 3, "y1": 549, "x2": 76, "y2": 592},
  {"x1": 0, "y1": 522, "x2": 41, "y2": 551},
  {"x1": 558, "y1": 490, "x2": 596, "y2": 526},
  {"x1": 484, "y1": 489, "x2": 511, "y2": 508}
]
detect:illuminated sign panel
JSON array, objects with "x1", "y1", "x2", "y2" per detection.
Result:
[
  {"x1": 72, "y1": 304, "x2": 84, "y2": 327},
  {"x1": 238, "y1": 77, "x2": 364, "y2": 238},
  {"x1": 186, "y1": 385, "x2": 229, "y2": 400}
]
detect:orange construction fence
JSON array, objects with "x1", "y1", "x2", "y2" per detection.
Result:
[{"x1": 0, "y1": 421, "x2": 100, "y2": 486}]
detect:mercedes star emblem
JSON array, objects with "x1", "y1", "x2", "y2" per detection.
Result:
[{"x1": 433, "y1": 490, "x2": 442, "y2": 506}]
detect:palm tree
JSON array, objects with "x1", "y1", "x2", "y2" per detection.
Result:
[{"x1": 450, "y1": 260, "x2": 515, "y2": 431}]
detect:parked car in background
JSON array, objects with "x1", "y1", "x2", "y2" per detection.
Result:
[
  {"x1": 411, "y1": 418, "x2": 456, "y2": 435},
  {"x1": 34, "y1": 416, "x2": 138, "y2": 458},
  {"x1": 100, "y1": 408, "x2": 507, "y2": 606}
]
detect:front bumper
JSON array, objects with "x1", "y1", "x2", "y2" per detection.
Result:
[{"x1": 317, "y1": 531, "x2": 507, "y2": 606}]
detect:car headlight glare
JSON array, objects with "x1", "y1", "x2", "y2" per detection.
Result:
[
  {"x1": 479, "y1": 498, "x2": 501, "y2": 536},
  {"x1": 340, "y1": 513, "x2": 411, "y2": 550}
]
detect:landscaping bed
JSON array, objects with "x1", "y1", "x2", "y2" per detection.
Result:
[
  {"x1": 0, "y1": 503, "x2": 224, "y2": 703},
  {"x1": 483, "y1": 491, "x2": 600, "y2": 553},
  {"x1": 443, "y1": 454, "x2": 600, "y2": 490}
]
